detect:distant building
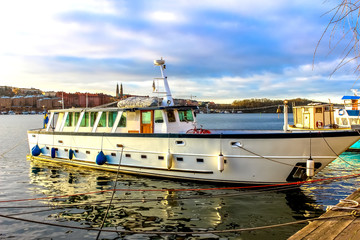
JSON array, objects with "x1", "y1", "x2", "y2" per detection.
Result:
[
  {"x1": 43, "y1": 91, "x2": 57, "y2": 97},
  {"x1": 56, "y1": 92, "x2": 114, "y2": 108},
  {"x1": 116, "y1": 83, "x2": 124, "y2": 99},
  {"x1": 13, "y1": 87, "x2": 42, "y2": 96},
  {"x1": 116, "y1": 83, "x2": 119, "y2": 98}
]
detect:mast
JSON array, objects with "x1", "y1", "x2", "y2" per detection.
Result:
[{"x1": 154, "y1": 58, "x2": 174, "y2": 106}]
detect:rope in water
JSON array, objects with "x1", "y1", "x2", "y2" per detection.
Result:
[
  {"x1": 0, "y1": 211, "x2": 358, "y2": 235},
  {"x1": 0, "y1": 184, "x2": 307, "y2": 216},
  {"x1": 96, "y1": 145, "x2": 124, "y2": 239},
  {"x1": 0, "y1": 138, "x2": 28, "y2": 158},
  {"x1": 1, "y1": 172, "x2": 360, "y2": 204}
]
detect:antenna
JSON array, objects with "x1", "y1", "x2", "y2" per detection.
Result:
[
  {"x1": 153, "y1": 58, "x2": 174, "y2": 106},
  {"x1": 351, "y1": 89, "x2": 358, "y2": 96}
]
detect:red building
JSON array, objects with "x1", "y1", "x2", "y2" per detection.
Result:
[{"x1": 56, "y1": 92, "x2": 114, "y2": 108}]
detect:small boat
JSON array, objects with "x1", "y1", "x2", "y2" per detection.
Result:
[
  {"x1": 289, "y1": 103, "x2": 345, "y2": 130},
  {"x1": 333, "y1": 90, "x2": 360, "y2": 129},
  {"x1": 27, "y1": 59, "x2": 360, "y2": 184}
]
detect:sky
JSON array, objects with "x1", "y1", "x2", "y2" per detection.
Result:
[{"x1": 0, "y1": 0, "x2": 358, "y2": 103}]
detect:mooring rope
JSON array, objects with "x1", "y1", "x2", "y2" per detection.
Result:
[
  {"x1": 1, "y1": 172, "x2": 360, "y2": 204},
  {"x1": 96, "y1": 145, "x2": 124, "y2": 240},
  {"x1": 320, "y1": 131, "x2": 360, "y2": 169},
  {"x1": 235, "y1": 144, "x2": 305, "y2": 168},
  {"x1": 0, "y1": 138, "x2": 28, "y2": 158},
  {"x1": 0, "y1": 184, "x2": 307, "y2": 216},
  {"x1": 327, "y1": 199, "x2": 360, "y2": 211},
  {"x1": 0, "y1": 211, "x2": 357, "y2": 235}
]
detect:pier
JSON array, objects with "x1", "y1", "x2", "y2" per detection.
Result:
[{"x1": 289, "y1": 189, "x2": 360, "y2": 239}]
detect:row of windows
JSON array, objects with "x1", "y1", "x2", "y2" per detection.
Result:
[
  {"x1": 64, "y1": 109, "x2": 194, "y2": 128},
  {"x1": 65, "y1": 111, "x2": 126, "y2": 128},
  {"x1": 166, "y1": 109, "x2": 194, "y2": 123}
]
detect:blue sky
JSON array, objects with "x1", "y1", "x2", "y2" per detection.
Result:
[{"x1": 0, "y1": 0, "x2": 357, "y2": 103}]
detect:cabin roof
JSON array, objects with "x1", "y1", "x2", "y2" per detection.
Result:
[
  {"x1": 342, "y1": 96, "x2": 360, "y2": 100},
  {"x1": 49, "y1": 105, "x2": 198, "y2": 113},
  {"x1": 292, "y1": 103, "x2": 332, "y2": 109}
]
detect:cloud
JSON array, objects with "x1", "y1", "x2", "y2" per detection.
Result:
[{"x1": 0, "y1": 0, "x2": 355, "y2": 104}]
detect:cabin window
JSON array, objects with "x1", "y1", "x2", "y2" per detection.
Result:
[
  {"x1": 74, "y1": 112, "x2": 80, "y2": 125},
  {"x1": 154, "y1": 110, "x2": 164, "y2": 123},
  {"x1": 178, "y1": 110, "x2": 194, "y2": 122},
  {"x1": 167, "y1": 110, "x2": 176, "y2": 122},
  {"x1": 90, "y1": 112, "x2": 97, "y2": 127},
  {"x1": 98, "y1": 112, "x2": 107, "y2": 127},
  {"x1": 80, "y1": 112, "x2": 89, "y2": 127},
  {"x1": 66, "y1": 112, "x2": 73, "y2": 126},
  {"x1": 316, "y1": 108, "x2": 322, "y2": 113},
  {"x1": 118, "y1": 112, "x2": 127, "y2": 127},
  {"x1": 108, "y1": 112, "x2": 117, "y2": 127},
  {"x1": 57, "y1": 113, "x2": 64, "y2": 127},
  {"x1": 142, "y1": 111, "x2": 152, "y2": 124}
]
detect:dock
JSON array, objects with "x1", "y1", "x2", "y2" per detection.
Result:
[{"x1": 289, "y1": 189, "x2": 360, "y2": 239}]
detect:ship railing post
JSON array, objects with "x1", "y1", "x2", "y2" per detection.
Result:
[{"x1": 283, "y1": 100, "x2": 289, "y2": 132}]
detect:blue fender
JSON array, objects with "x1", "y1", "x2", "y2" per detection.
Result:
[
  {"x1": 51, "y1": 148, "x2": 56, "y2": 158},
  {"x1": 69, "y1": 149, "x2": 74, "y2": 160},
  {"x1": 31, "y1": 145, "x2": 41, "y2": 156},
  {"x1": 96, "y1": 151, "x2": 107, "y2": 165}
]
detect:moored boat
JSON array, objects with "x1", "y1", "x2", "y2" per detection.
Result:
[
  {"x1": 333, "y1": 90, "x2": 360, "y2": 129},
  {"x1": 27, "y1": 59, "x2": 360, "y2": 184}
]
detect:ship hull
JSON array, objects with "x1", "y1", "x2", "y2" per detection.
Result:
[{"x1": 27, "y1": 130, "x2": 360, "y2": 184}]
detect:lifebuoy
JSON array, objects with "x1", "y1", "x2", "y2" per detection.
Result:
[
  {"x1": 339, "y1": 109, "x2": 345, "y2": 116},
  {"x1": 316, "y1": 121, "x2": 323, "y2": 128}
]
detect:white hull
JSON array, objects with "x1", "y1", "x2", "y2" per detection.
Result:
[{"x1": 27, "y1": 130, "x2": 360, "y2": 184}]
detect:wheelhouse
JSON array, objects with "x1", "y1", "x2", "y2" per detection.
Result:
[
  {"x1": 292, "y1": 103, "x2": 334, "y2": 129},
  {"x1": 46, "y1": 106, "x2": 197, "y2": 134}
]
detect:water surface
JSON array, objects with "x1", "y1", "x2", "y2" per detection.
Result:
[{"x1": 0, "y1": 114, "x2": 359, "y2": 239}]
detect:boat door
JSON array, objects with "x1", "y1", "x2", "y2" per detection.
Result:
[
  {"x1": 140, "y1": 110, "x2": 154, "y2": 133},
  {"x1": 304, "y1": 113, "x2": 310, "y2": 128}
]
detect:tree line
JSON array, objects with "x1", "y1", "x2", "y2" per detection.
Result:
[{"x1": 204, "y1": 98, "x2": 317, "y2": 113}]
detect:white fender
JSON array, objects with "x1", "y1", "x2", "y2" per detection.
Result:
[
  {"x1": 218, "y1": 153, "x2": 224, "y2": 172},
  {"x1": 306, "y1": 158, "x2": 314, "y2": 177},
  {"x1": 166, "y1": 151, "x2": 173, "y2": 170}
]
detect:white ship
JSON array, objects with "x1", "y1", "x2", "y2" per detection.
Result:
[{"x1": 27, "y1": 59, "x2": 360, "y2": 184}]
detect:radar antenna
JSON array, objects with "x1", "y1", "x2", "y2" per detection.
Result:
[{"x1": 153, "y1": 58, "x2": 174, "y2": 106}]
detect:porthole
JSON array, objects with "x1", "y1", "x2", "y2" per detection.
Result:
[
  {"x1": 196, "y1": 158, "x2": 204, "y2": 163},
  {"x1": 177, "y1": 157, "x2": 183, "y2": 161},
  {"x1": 231, "y1": 142, "x2": 242, "y2": 148},
  {"x1": 158, "y1": 156, "x2": 164, "y2": 160},
  {"x1": 175, "y1": 140, "x2": 185, "y2": 146}
]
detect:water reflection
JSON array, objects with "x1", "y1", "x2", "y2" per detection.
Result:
[
  {"x1": 301, "y1": 152, "x2": 360, "y2": 208},
  {"x1": 27, "y1": 159, "x2": 324, "y2": 239}
]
